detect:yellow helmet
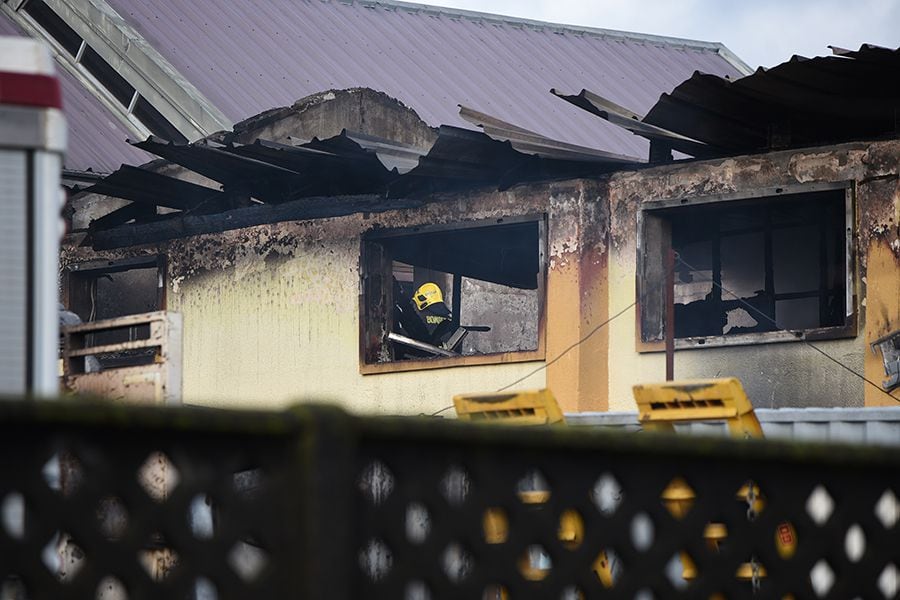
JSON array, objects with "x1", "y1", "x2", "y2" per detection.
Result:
[{"x1": 413, "y1": 282, "x2": 443, "y2": 310}]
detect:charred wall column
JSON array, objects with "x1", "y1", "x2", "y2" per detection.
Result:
[{"x1": 546, "y1": 180, "x2": 611, "y2": 412}]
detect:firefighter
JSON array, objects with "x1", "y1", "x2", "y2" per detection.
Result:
[{"x1": 412, "y1": 282, "x2": 454, "y2": 347}]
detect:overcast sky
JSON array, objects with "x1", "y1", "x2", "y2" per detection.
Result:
[{"x1": 432, "y1": 0, "x2": 899, "y2": 69}]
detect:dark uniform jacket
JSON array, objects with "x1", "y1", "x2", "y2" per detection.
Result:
[{"x1": 419, "y1": 302, "x2": 453, "y2": 345}]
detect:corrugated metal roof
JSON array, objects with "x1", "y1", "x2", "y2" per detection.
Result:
[
  {"x1": 0, "y1": 15, "x2": 154, "y2": 172},
  {"x1": 104, "y1": 0, "x2": 745, "y2": 162},
  {"x1": 84, "y1": 164, "x2": 225, "y2": 210},
  {"x1": 55, "y1": 67, "x2": 156, "y2": 172},
  {"x1": 566, "y1": 407, "x2": 900, "y2": 447}
]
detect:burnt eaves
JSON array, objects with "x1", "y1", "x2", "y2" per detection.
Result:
[
  {"x1": 81, "y1": 119, "x2": 637, "y2": 249},
  {"x1": 83, "y1": 165, "x2": 226, "y2": 211},
  {"x1": 130, "y1": 137, "x2": 301, "y2": 200}
]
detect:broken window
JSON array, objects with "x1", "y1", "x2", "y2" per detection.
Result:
[
  {"x1": 640, "y1": 188, "x2": 851, "y2": 346},
  {"x1": 63, "y1": 256, "x2": 166, "y2": 368},
  {"x1": 361, "y1": 218, "x2": 545, "y2": 368}
]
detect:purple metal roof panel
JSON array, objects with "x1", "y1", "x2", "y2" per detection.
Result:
[
  {"x1": 0, "y1": 14, "x2": 153, "y2": 172},
  {"x1": 106, "y1": 0, "x2": 745, "y2": 160},
  {"x1": 55, "y1": 67, "x2": 156, "y2": 172}
]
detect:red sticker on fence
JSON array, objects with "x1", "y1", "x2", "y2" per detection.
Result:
[{"x1": 778, "y1": 523, "x2": 794, "y2": 545}]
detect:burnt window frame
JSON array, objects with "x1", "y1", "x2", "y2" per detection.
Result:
[
  {"x1": 359, "y1": 215, "x2": 547, "y2": 375},
  {"x1": 63, "y1": 255, "x2": 167, "y2": 323},
  {"x1": 61, "y1": 255, "x2": 168, "y2": 369},
  {"x1": 636, "y1": 182, "x2": 856, "y2": 351}
]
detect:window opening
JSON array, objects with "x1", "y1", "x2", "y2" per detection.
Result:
[
  {"x1": 80, "y1": 45, "x2": 136, "y2": 107},
  {"x1": 363, "y1": 219, "x2": 543, "y2": 365},
  {"x1": 64, "y1": 257, "x2": 165, "y2": 368},
  {"x1": 641, "y1": 188, "x2": 849, "y2": 345}
]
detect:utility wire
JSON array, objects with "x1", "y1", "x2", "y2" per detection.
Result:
[
  {"x1": 435, "y1": 254, "x2": 896, "y2": 414},
  {"x1": 495, "y1": 301, "x2": 638, "y2": 393},
  {"x1": 675, "y1": 255, "x2": 898, "y2": 404},
  {"x1": 430, "y1": 299, "x2": 637, "y2": 414},
  {"x1": 429, "y1": 404, "x2": 456, "y2": 417}
]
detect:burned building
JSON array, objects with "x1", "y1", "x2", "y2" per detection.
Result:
[
  {"x1": 61, "y1": 88, "x2": 623, "y2": 412},
  {"x1": 4, "y1": 1, "x2": 897, "y2": 413},
  {"x1": 64, "y1": 46, "x2": 900, "y2": 415}
]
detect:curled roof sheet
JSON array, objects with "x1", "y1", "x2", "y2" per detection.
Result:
[
  {"x1": 105, "y1": 0, "x2": 746, "y2": 161},
  {"x1": 642, "y1": 44, "x2": 900, "y2": 154}
]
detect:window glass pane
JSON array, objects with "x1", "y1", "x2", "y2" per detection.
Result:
[
  {"x1": 773, "y1": 225, "x2": 819, "y2": 294},
  {"x1": 776, "y1": 298, "x2": 820, "y2": 330},
  {"x1": 720, "y1": 232, "x2": 765, "y2": 300}
]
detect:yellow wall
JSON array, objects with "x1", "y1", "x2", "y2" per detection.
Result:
[
  {"x1": 168, "y1": 232, "x2": 545, "y2": 414},
  {"x1": 545, "y1": 189, "x2": 611, "y2": 413},
  {"x1": 605, "y1": 256, "x2": 665, "y2": 410}
]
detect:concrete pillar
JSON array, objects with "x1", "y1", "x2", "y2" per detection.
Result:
[{"x1": 546, "y1": 182, "x2": 610, "y2": 413}]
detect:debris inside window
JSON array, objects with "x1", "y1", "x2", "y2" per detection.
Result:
[
  {"x1": 669, "y1": 191, "x2": 846, "y2": 339},
  {"x1": 723, "y1": 308, "x2": 758, "y2": 335},
  {"x1": 362, "y1": 220, "x2": 543, "y2": 364}
]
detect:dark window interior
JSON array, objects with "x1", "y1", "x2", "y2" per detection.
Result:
[
  {"x1": 66, "y1": 258, "x2": 165, "y2": 368},
  {"x1": 669, "y1": 191, "x2": 846, "y2": 338},
  {"x1": 24, "y1": 0, "x2": 82, "y2": 56},
  {"x1": 362, "y1": 220, "x2": 543, "y2": 364},
  {"x1": 80, "y1": 46, "x2": 136, "y2": 107}
]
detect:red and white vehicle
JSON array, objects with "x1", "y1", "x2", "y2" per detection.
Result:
[{"x1": 0, "y1": 36, "x2": 66, "y2": 397}]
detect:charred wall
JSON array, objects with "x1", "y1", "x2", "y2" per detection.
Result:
[
  {"x1": 62, "y1": 178, "x2": 602, "y2": 414},
  {"x1": 605, "y1": 139, "x2": 900, "y2": 409}
]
